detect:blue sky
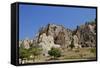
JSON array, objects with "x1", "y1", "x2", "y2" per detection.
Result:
[{"x1": 19, "y1": 4, "x2": 96, "y2": 40}]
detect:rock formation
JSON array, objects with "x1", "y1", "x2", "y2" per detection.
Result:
[
  {"x1": 73, "y1": 21, "x2": 96, "y2": 47},
  {"x1": 37, "y1": 24, "x2": 72, "y2": 48},
  {"x1": 19, "y1": 20, "x2": 96, "y2": 56},
  {"x1": 73, "y1": 35, "x2": 81, "y2": 48},
  {"x1": 38, "y1": 33, "x2": 60, "y2": 56}
]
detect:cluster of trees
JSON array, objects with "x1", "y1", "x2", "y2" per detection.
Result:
[
  {"x1": 19, "y1": 42, "x2": 62, "y2": 63},
  {"x1": 19, "y1": 43, "x2": 42, "y2": 64}
]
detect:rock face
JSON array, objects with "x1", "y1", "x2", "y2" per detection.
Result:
[
  {"x1": 19, "y1": 21, "x2": 96, "y2": 56},
  {"x1": 38, "y1": 33, "x2": 60, "y2": 56},
  {"x1": 35, "y1": 24, "x2": 73, "y2": 56},
  {"x1": 19, "y1": 38, "x2": 33, "y2": 49},
  {"x1": 23, "y1": 39, "x2": 30, "y2": 49},
  {"x1": 74, "y1": 22, "x2": 96, "y2": 47},
  {"x1": 73, "y1": 35, "x2": 81, "y2": 48},
  {"x1": 38, "y1": 24, "x2": 72, "y2": 48}
]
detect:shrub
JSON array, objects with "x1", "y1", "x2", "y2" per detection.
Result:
[
  {"x1": 48, "y1": 47, "x2": 61, "y2": 59},
  {"x1": 19, "y1": 47, "x2": 31, "y2": 64},
  {"x1": 29, "y1": 46, "x2": 43, "y2": 61},
  {"x1": 90, "y1": 48, "x2": 96, "y2": 54}
]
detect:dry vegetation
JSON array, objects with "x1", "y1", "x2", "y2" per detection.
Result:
[
  {"x1": 56, "y1": 47, "x2": 96, "y2": 61},
  {"x1": 35, "y1": 47, "x2": 96, "y2": 62}
]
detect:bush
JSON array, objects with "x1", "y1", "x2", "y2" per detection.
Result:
[
  {"x1": 19, "y1": 45, "x2": 30, "y2": 59},
  {"x1": 19, "y1": 44, "x2": 43, "y2": 62},
  {"x1": 19, "y1": 47, "x2": 31, "y2": 64},
  {"x1": 29, "y1": 46, "x2": 43, "y2": 61},
  {"x1": 48, "y1": 47, "x2": 61, "y2": 59},
  {"x1": 90, "y1": 48, "x2": 96, "y2": 54}
]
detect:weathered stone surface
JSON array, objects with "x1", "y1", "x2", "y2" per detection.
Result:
[
  {"x1": 73, "y1": 35, "x2": 81, "y2": 48},
  {"x1": 23, "y1": 39, "x2": 30, "y2": 49},
  {"x1": 74, "y1": 22, "x2": 96, "y2": 47},
  {"x1": 38, "y1": 24, "x2": 72, "y2": 48},
  {"x1": 38, "y1": 33, "x2": 60, "y2": 56},
  {"x1": 19, "y1": 21, "x2": 96, "y2": 56}
]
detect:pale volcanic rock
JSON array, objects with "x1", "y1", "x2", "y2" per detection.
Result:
[{"x1": 38, "y1": 33, "x2": 60, "y2": 56}]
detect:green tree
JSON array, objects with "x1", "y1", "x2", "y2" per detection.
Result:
[
  {"x1": 19, "y1": 47, "x2": 30, "y2": 64},
  {"x1": 29, "y1": 46, "x2": 42, "y2": 61},
  {"x1": 48, "y1": 47, "x2": 61, "y2": 59}
]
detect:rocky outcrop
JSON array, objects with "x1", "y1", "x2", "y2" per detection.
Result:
[
  {"x1": 38, "y1": 24, "x2": 72, "y2": 48},
  {"x1": 38, "y1": 33, "x2": 60, "y2": 56},
  {"x1": 73, "y1": 35, "x2": 81, "y2": 48},
  {"x1": 19, "y1": 38, "x2": 34, "y2": 49},
  {"x1": 19, "y1": 21, "x2": 96, "y2": 56},
  {"x1": 73, "y1": 22, "x2": 96, "y2": 47}
]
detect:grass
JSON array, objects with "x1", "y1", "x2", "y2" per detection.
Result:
[
  {"x1": 20, "y1": 47, "x2": 96, "y2": 63},
  {"x1": 61, "y1": 47, "x2": 96, "y2": 60}
]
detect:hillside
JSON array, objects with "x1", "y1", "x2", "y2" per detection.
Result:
[{"x1": 19, "y1": 20, "x2": 96, "y2": 64}]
